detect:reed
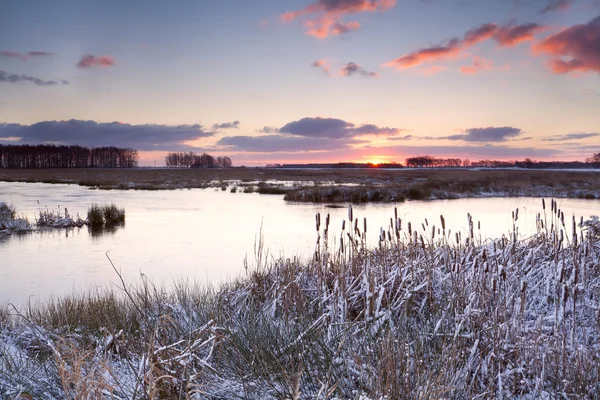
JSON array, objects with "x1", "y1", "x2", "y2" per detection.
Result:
[{"x1": 1, "y1": 199, "x2": 599, "y2": 398}]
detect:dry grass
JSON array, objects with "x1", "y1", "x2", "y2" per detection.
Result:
[
  {"x1": 0, "y1": 167, "x2": 598, "y2": 200},
  {"x1": 1, "y1": 202, "x2": 599, "y2": 398}
]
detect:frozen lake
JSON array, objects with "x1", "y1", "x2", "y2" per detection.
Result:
[{"x1": 1, "y1": 181, "x2": 599, "y2": 305}]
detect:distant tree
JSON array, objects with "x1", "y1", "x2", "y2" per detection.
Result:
[{"x1": 586, "y1": 153, "x2": 600, "y2": 167}]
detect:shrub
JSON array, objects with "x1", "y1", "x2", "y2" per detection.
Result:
[{"x1": 87, "y1": 204, "x2": 125, "y2": 229}]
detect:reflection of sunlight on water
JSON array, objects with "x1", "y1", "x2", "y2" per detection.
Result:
[{"x1": 1, "y1": 180, "x2": 599, "y2": 306}]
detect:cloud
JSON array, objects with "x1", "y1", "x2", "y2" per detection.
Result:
[
  {"x1": 280, "y1": 0, "x2": 396, "y2": 38},
  {"x1": 77, "y1": 54, "x2": 116, "y2": 68},
  {"x1": 258, "y1": 126, "x2": 280, "y2": 133},
  {"x1": 445, "y1": 126, "x2": 523, "y2": 142},
  {"x1": 386, "y1": 144, "x2": 559, "y2": 159},
  {"x1": 0, "y1": 120, "x2": 216, "y2": 151},
  {"x1": 540, "y1": 0, "x2": 574, "y2": 13},
  {"x1": 460, "y1": 56, "x2": 494, "y2": 74},
  {"x1": 534, "y1": 15, "x2": 600, "y2": 74},
  {"x1": 339, "y1": 62, "x2": 379, "y2": 77},
  {"x1": 311, "y1": 60, "x2": 331, "y2": 75},
  {"x1": 212, "y1": 121, "x2": 240, "y2": 129},
  {"x1": 543, "y1": 132, "x2": 600, "y2": 141},
  {"x1": 0, "y1": 70, "x2": 70, "y2": 86},
  {"x1": 278, "y1": 117, "x2": 404, "y2": 139},
  {"x1": 0, "y1": 50, "x2": 52, "y2": 60},
  {"x1": 383, "y1": 22, "x2": 544, "y2": 70},
  {"x1": 216, "y1": 135, "x2": 360, "y2": 153}
]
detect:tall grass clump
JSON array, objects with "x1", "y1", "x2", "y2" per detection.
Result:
[
  {"x1": 35, "y1": 203, "x2": 86, "y2": 228},
  {"x1": 87, "y1": 204, "x2": 125, "y2": 229},
  {"x1": 1, "y1": 199, "x2": 599, "y2": 398},
  {"x1": 0, "y1": 201, "x2": 31, "y2": 233}
]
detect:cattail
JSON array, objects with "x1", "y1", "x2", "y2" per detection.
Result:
[
  {"x1": 440, "y1": 214, "x2": 445, "y2": 230},
  {"x1": 348, "y1": 204, "x2": 353, "y2": 222},
  {"x1": 342, "y1": 220, "x2": 345, "y2": 231},
  {"x1": 542, "y1": 198, "x2": 546, "y2": 210},
  {"x1": 394, "y1": 207, "x2": 398, "y2": 222},
  {"x1": 354, "y1": 218, "x2": 359, "y2": 234},
  {"x1": 408, "y1": 222, "x2": 412, "y2": 236},
  {"x1": 363, "y1": 217, "x2": 367, "y2": 234},
  {"x1": 326, "y1": 213, "x2": 330, "y2": 229},
  {"x1": 515, "y1": 208, "x2": 519, "y2": 221},
  {"x1": 316, "y1": 213, "x2": 320, "y2": 232},
  {"x1": 431, "y1": 225, "x2": 435, "y2": 240}
]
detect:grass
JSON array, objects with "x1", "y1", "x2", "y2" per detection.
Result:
[
  {"x1": 36, "y1": 203, "x2": 86, "y2": 228},
  {"x1": 1, "y1": 201, "x2": 600, "y2": 398},
  {"x1": 0, "y1": 202, "x2": 31, "y2": 233},
  {"x1": 87, "y1": 204, "x2": 125, "y2": 229}
]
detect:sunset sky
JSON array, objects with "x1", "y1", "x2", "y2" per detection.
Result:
[{"x1": 1, "y1": 0, "x2": 599, "y2": 166}]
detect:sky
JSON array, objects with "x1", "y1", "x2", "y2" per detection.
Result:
[{"x1": 1, "y1": 0, "x2": 599, "y2": 166}]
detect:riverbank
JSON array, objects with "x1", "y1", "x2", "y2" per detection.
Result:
[
  {"x1": 1, "y1": 207, "x2": 599, "y2": 398},
  {"x1": 0, "y1": 167, "x2": 599, "y2": 202}
]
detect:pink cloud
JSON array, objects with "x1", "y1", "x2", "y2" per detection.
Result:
[
  {"x1": 310, "y1": 60, "x2": 331, "y2": 75},
  {"x1": 383, "y1": 22, "x2": 544, "y2": 70},
  {"x1": 460, "y1": 56, "x2": 494, "y2": 74},
  {"x1": 493, "y1": 23, "x2": 546, "y2": 47},
  {"x1": 420, "y1": 65, "x2": 447, "y2": 76},
  {"x1": 77, "y1": 54, "x2": 116, "y2": 69},
  {"x1": 534, "y1": 15, "x2": 600, "y2": 74},
  {"x1": 280, "y1": 0, "x2": 395, "y2": 38}
]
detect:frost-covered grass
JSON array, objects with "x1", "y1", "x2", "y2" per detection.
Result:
[
  {"x1": 1, "y1": 201, "x2": 600, "y2": 399},
  {"x1": 36, "y1": 204, "x2": 87, "y2": 228},
  {"x1": 0, "y1": 201, "x2": 32, "y2": 234}
]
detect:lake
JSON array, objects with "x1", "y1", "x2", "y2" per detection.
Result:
[{"x1": 1, "y1": 181, "x2": 599, "y2": 305}]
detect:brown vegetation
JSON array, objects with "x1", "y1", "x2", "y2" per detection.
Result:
[{"x1": 0, "y1": 168, "x2": 599, "y2": 201}]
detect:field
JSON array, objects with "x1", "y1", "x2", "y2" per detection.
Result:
[
  {"x1": 1, "y1": 167, "x2": 599, "y2": 201},
  {"x1": 1, "y1": 205, "x2": 599, "y2": 398}
]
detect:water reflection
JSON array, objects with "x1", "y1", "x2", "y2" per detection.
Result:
[{"x1": 89, "y1": 223, "x2": 125, "y2": 238}]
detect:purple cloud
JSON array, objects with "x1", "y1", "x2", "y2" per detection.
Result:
[
  {"x1": 540, "y1": 0, "x2": 574, "y2": 13},
  {"x1": 0, "y1": 70, "x2": 69, "y2": 86},
  {"x1": 340, "y1": 62, "x2": 379, "y2": 77},
  {"x1": 212, "y1": 121, "x2": 240, "y2": 129},
  {"x1": 543, "y1": 132, "x2": 600, "y2": 141},
  {"x1": 77, "y1": 54, "x2": 115, "y2": 68},
  {"x1": 445, "y1": 127, "x2": 523, "y2": 142},
  {"x1": 0, "y1": 120, "x2": 216, "y2": 151},
  {"x1": 0, "y1": 50, "x2": 52, "y2": 60},
  {"x1": 278, "y1": 117, "x2": 403, "y2": 139}
]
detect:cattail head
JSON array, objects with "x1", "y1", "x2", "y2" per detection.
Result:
[
  {"x1": 348, "y1": 204, "x2": 353, "y2": 222},
  {"x1": 440, "y1": 215, "x2": 445, "y2": 230},
  {"x1": 542, "y1": 198, "x2": 545, "y2": 210},
  {"x1": 363, "y1": 217, "x2": 367, "y2": 234}
]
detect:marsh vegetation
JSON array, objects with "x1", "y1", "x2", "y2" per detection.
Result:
[{"x1": 1, "y1": 202, "x2": 599, "y2": 398}]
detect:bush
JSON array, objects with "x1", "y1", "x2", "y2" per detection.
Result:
[{"x1": 87, "y1": 204, "x2": 125, "y2": 229}]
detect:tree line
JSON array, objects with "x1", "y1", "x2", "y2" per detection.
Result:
[
  {"x1": 0, "y1": 144, "x2": 138, "y2": 169},
  {"x1": 405, "y1": 154, "x2": 600, "y2": 169},
  {"x1": 164, "y1": 152, "x2": 232, "y2": 168}
]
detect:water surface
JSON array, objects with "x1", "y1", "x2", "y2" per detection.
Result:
[{"x1": 1, "y1": 182, "x2": 598, "y2": 305}]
